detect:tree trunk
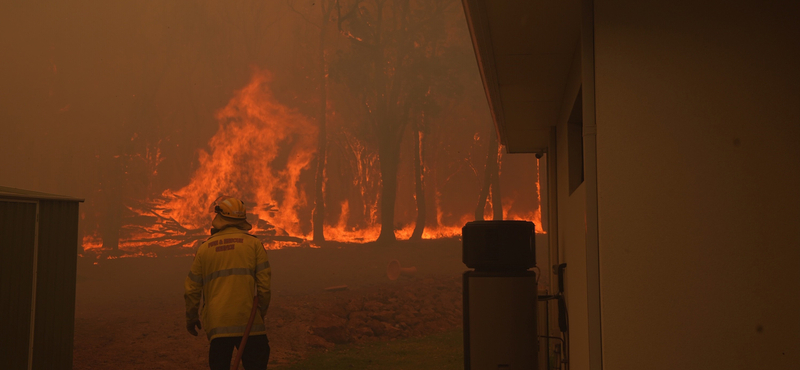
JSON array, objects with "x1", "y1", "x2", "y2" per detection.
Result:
[
  {"x1": 411, "y1": 122, "x2": 426, "y2": 240},
  {"x1": 100, "y1": 153, "x2": 125, "y2": 252},
  {"x1": 475, "y1": 128, "x2": 499, "y2": 220},
  {"x1": 491, "y1": 146, "x2": 503, "y2": 220},
  {"x1": 377, "y1": 137, "x2": 401, "y2": 243},
  {"x1": 312, "y1": 21, "x2": 328, "y2": 243}
]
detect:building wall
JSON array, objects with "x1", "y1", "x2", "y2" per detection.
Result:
[
  {"x1": 593, "y1": 1, "x2": 800, "y2": 369},
  {"x1": 555, "y1": 43, "x2": 592, "y2": 370},
  {"x1": 32, "y1": 200, "x2": 80, "y2": 370},
  {"x1": 0, "y1": 197, "x2": 80, "y2": 370},
  {"x1": 0, "y1": 200, "x2": 38, "y2": 369}
]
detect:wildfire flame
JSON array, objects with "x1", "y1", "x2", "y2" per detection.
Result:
[
  {"x1": 81, "y1": 69, "x2": 544, "y2": 256},
  {"x1": 161, "y1": 70, "x2": 317, "y2": 236}
]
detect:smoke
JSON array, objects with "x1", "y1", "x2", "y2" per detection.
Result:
[{"x1": 0, "y1": 0, "x2": 543, "y2": 251}]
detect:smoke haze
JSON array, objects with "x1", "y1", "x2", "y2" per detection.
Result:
[{"x1": 0, "y1": 0, "x2": 542, "y2": 250}]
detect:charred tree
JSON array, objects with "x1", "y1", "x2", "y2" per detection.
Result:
[
  {"x1": 334, "y1": 0, "x2": 455, "y2": 243},
  {"x1": 475, "y1": 128, "x2": 502, "y2": 220},
  {"x1": 377, "y1": 133, "x2": 402, "y2": 241},
  {"x1": 99, "y1": 153, "x2": 124, "y2": 252},
  {"x1": 312, "y1": 34, "x2": 329, "y2": 242},
  {"x1": 334, "y1": 0, "x2": 404, "y2": 243},
  {"x1": 410, "y1": 118, "x2": 426, "y2": 240},
  {"x1": 95, "y1": 2, "x2": 213, "y2": 252},
  {"x1": 491, "y1": 145, "x2": 503, "y2": 220},
  {"x1": 289, "y1": 0, "x2": 336, "y2": 242}
]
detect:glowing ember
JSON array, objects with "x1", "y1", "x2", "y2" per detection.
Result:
[{"x1": 82, "y1": 232, "x2": 103, "y2": 251}]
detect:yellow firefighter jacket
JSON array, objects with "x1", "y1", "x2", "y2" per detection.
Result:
[{"x1": 184, "y1": 227, "x2": 271, "y2": 341}]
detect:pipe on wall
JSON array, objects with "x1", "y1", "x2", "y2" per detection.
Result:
[{"x1": 548, "y1": 127, "x2": 560, "y2": 289}]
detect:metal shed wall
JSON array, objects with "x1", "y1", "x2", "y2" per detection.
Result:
[
  {"x1": 0, "y1": 200, "x2": 38, "y2": 369},
  {"x1": 31, "y1": 200, "x2": 80, "y2": 370},
  {"x1": 0, "y1": 188, "x2": 82, "y2": 370}
]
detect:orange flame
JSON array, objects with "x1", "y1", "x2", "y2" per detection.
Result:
[
  {"x1": 82, "y1": 232, "x2": 103, "y2": 250},
  {"x1": 157, "y1": 69, "x2": 316, "y2": 237},
  {"x1": 82, "y1": 68, "x2": 546, "y2": 255}
]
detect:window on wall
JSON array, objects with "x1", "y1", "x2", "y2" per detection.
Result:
[{"x1": 568, "y1": 88, "x2": 584, "y2": 195}]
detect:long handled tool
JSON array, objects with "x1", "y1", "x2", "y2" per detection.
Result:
[{"x1": 231, "y1": 295, "x2": 259, "y2": 370}]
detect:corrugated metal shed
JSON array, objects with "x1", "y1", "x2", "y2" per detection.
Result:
[{"x1": 0, "y1": 186, "x2": 83, "y2": 370}]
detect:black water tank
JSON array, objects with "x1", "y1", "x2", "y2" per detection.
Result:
[{"x1": 462, "y1": 220, "x2": 535, "y2": 271}]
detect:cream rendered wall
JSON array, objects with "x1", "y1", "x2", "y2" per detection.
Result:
[
  {"x1": 554, "y1": 44, "x2": 592, "y2": 370},
  {"x1": 593, "y1": 1, "x2": 800, "y2": 369}
]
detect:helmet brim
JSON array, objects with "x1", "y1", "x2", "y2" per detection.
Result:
[{"x1": 212, "y1": 214, "x2": 253, "y2": 231}]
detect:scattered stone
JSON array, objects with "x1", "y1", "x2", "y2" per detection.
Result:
[
  {"x1": 347, "y1": 311, "x2": 370, "y2": 327},
  {"x1": 345, "y1": 298, "x2": 363, "y2": 312},
  {"x1": 371, "y1": 310, "x2": 395, "y2": 322},
  {"x1": 329, "y1": 301, "x2": 349, "y2": 319},
  {"x1": 367, "y1": 319, "x2": 385, "y2": 336},
  {"x1": 394, "y1": 313, "x2": 416, "y2": 325},
  {"x1": 363, "y1": 300, "x2": 384, "y2": 311},
  {"x1": 351, "y1": 326, "x2": 374, "y2": 339},
  {"x1": 306, "y1": 335, "x2": 335, "y2": 349},
  {"x1": 435, "y1": 299, "x2": 456, "y2": 314},
  {"x1": 382, "y1": 322, "x2": 402, "y2": 338},
  {"x1": 310, "y1": 314, "x2": 349, "y2": 344},
  {"x1": 400, "y1": 304, "x2": 418, "y2": 314},
  {"x1": 288, "y1": 276, "x2": 462, "y2": 351}
]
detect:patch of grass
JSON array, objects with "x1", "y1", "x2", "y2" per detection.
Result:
[{"x1": 277, "y1": 328, "x2": 463, "y2": 370}]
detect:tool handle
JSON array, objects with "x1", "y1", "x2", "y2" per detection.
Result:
[{"x1": 231, "y1": 295, "x2": 259, "y2": 370}]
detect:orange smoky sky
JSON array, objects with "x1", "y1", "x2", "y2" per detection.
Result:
[{"x1": 0, "y1": 0, "x2": 543, "y2": 251}]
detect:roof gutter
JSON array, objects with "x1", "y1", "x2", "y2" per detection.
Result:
[{"x1": 461, "y1": 0, "x2": 507, "y2": 147}]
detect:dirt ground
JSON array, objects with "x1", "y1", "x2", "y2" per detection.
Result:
[{"x1": 72, "y1": 239, "x2": 466, "y2": 369}]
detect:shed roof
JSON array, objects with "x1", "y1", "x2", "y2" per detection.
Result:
[{"x1": 0, "y1": 186, "x2": 84, "y2": 202}]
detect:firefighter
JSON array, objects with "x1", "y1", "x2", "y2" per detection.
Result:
[{"x1": 184, "y1": 197, "x2": 272, "y2": 370}]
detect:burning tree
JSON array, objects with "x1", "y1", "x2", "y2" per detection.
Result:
[
  {"x1": 74, "y1": 0, "x2": 541, "y2": 256},
  {"x1": 105, "y1": 70, "x2": 318, "y2": 253},
  {"x1": 475, "y1": 128, "x2": 502, "y2": 221},
  {"x1": 287, "y1": 0, "x2": 337, "y2": 243},
  {"x1": 332, "y1": 0, "x2": 464, "y2": 242}
]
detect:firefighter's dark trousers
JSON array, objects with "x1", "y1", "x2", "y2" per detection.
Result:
[{"x1": 208, "y1": 334, "x2": 270, "y2": 370}]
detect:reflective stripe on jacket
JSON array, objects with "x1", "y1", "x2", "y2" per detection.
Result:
[{"x1": 184, "y1": 227, "x2": 271, "y2": 341}]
